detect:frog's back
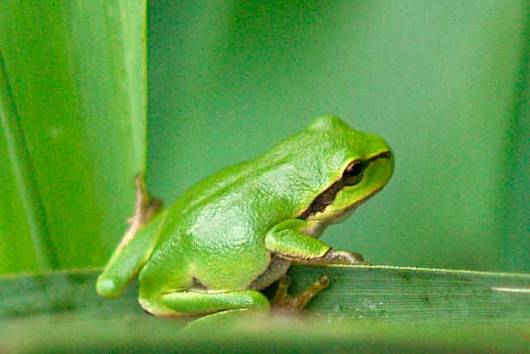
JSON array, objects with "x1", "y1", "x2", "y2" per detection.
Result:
[{"x1": 139, "y1": 153, "x2": 301, "y2": 294}]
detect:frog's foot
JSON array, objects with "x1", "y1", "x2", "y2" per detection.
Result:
[
  {"x1": 271, "y1": 274, "x2": 329, "y2": 315},
  {"x1": 118, "y1": 173, "x2": 163, "y2": 253}
]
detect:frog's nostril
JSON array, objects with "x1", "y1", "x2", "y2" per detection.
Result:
[
  {"x1": 380, "y1": 150, "x2": 391, "y2": 159},
  {"x1": 370, "y1": 150, "x2": 391, "y2": 162}
]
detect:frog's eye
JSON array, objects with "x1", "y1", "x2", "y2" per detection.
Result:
[{"x1": 342, "y1": 161, "x2": 364, "y2": 186}]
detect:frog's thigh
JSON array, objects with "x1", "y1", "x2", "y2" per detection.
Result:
[
  {"x1": 160, "y1": 289, "x2": 270, "y2": 315},
  {"x1": 137, "y1": 246, "x2": 193, "y2": 315}
]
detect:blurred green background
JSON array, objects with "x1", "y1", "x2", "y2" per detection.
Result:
[
  {"x1": 0, "y1": 0, "x2": 528, "y2": 275},
  {"x1": 147, "y1": 0, "x2": 529, "y2": 272}
]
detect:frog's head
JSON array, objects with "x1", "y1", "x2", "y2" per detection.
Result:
[{"x1": 296, "y1": 115, "x2": 394, "y2": 223}]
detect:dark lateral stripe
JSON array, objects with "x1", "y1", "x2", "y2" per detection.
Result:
[{"x1": 298, "y1": 151, "x2": 391, "y2": 220}]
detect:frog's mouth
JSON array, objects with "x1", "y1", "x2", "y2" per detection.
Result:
[{"x1": 297, "y1": 151, "x2": 391, "y2": 220}]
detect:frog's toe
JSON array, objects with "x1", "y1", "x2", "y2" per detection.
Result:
[
  {"x1": 96, "y1": 276, "x2": 120, "y2": 298},
  {"x1": 271, "y1": 274, "x2": 329, "y2": 315}
]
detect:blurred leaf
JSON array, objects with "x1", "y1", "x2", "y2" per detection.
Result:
[
  {"x1": 1, "y1": 265, "x2": 529, "y2": 352},
  {"x1": 501, "y1": 16, "x2": 530, "y2": 271},
  {"x1": 0, "y1": 0, "x2": 147, "y2": 273},
  {"x1": 3, "y1": 316, "x2": 530, "y2": 354}
]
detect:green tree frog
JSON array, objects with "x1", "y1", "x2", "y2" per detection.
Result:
[{"x1": 96, "y1": 116, "x2": 394, "y2": 317}]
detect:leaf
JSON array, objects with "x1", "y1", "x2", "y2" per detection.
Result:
[
  {"x1": 3, "y1": 317, "x2": 530, "y2": 354},
  {"x1": 2, "y1": 265, "x2": 528, "y2": 321},
  {"x1": 0, "y1": 0, "x2": 147, "y2": 273},
  {"x1": 290, "y1": 265, "x2": 530, "y2": 321},
  {"x1": 501, "y1": 22, "x2": 530, "y2": 271},
  {"x1": 0, "y1": 56, "x2": 51, "y2": 272},
  {"x1": 0, "y1": 265, "x2": 528, "y2": 352}
]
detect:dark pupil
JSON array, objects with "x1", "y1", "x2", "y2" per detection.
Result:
[{"x1": 343, "y1": 161, "x2": 363, "y2": 185}]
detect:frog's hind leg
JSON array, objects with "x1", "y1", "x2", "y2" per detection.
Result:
[
  {"x1": 96, "y1": 174, "x2": 165, "y2": 298},
  {"x1": 156, "y1": 289, "x2": 270, "y2": 316}
]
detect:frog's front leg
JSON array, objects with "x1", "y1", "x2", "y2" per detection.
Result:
[{"x1": 265, "y1": 219, "x2": 366, "y2": 265}]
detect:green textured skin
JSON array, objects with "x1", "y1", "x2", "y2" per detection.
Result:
[{"x1": 97, "y1": 116, "x2": 393, "y2": 316}]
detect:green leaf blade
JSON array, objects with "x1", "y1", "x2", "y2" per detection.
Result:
[
  {"x1": 1, "y1": 266, "x2": 529, "y2": 352},
  {"x1": 0, "y1": 0, "x2": 147, "y2": 272},
  {"x1": 2, "y1": 265, "x2": 529, "y2": 321},
  {"x1": 0, "y1": 55, "x2": 53, "y2": 273},
  {"x1": 289, "y1": 265, "x2": 530, "y2": 322}
]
